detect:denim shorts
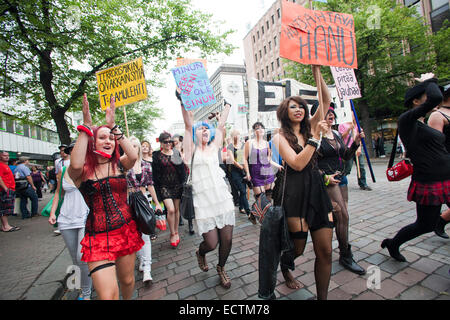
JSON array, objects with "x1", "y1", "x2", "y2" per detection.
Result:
[{"x1": 338, "y1": 175, "x2": 348, "y2": 186}]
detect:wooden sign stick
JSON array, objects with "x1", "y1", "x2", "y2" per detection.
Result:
[{"x1": 123, "y1": 105, "x2": 130, "y2": 138}]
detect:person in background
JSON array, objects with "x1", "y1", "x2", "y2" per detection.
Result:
[
  {"x1": 48, "y1": 142, "x2": 92, "y2": 300},
  {"x1": 14, "y1": 156, "x2": 38, "y2": 219},
  {"x1": 30, "y1": 165, "x2": 46, "y2": 199},
  {"x1": 8, "y1": 158, "x2": 17, "y2": 174},
  {"x1": 48, "y1": 166, "x2": 57, "y2": 193},
  {"x1": 381, "y1": 74, "x2": 449, "y2": 262},
  {"x1": 127, "y1": 136, "x2": 163, "y2": 285},
  {"x1": 318, "y1": 105, "x2": 366, "y2": 275},
  {"x1": 227, "y1": 129, "x2": 252, "y2": 220},
  {"x1": 152, "y1": 132, "x2": 186, "y2": 248},
  {"x1": 0, "y1": 151, "x2": 20, "y2": 232},
  {"x1": 427, "y1": 85, "x2": 450, "y2": 239},
  {"x1": 173, "y1": 134, "x2": 186, "y2": 227},
  {"x1": 339, "y1": 114, "x2": 373, "y2": 191},
  {"x1": 244, "y1": 122, "x2": 283, "y2": 202},
  {"x1": 141, "y1": 140, "x2": 158, "y2": 240}
]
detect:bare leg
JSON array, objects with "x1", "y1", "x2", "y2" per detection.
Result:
[
  {"x1": 115, "y1": 253, "x2": 137, "y2": 300},
  {"x1": 87, "y1": 260, "x2": 119, "y2": 300}
]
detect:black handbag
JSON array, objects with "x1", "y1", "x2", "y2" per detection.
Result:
[
  {"x1": 15, "y1": 178, "x2": 29, "y2": 192},
  {"x1": 129, "y1": 190, "x2": 156, "y2": 235},
  {"x1": 180, "y1": 149, "x2": 196, "y2": 220}
]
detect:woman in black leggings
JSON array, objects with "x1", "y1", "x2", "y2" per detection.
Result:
[{"x1": 381, "y1": 74, "x2": 450, "y2": 261}]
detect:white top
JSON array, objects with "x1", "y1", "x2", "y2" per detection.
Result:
[
  {"x1": 191, "y1": 144, "x2": 235, "y2": 235},
  {"x1": 57, "y1": 168, "x2": 89, "y2": 230}
]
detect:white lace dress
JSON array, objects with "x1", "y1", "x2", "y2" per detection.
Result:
[{"x1": 191, "y1": 145, "x2": 235, "y2": 236}]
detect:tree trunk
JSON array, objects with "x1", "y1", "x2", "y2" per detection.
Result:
[{"x1": 51, "y1": 107, "x2": 71, "y2": 145}]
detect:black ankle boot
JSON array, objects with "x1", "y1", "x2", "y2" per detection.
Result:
[
  {"x1": 188, "y1": 219, "x2": 195, "y2": 235},
  {"x1": 434, "y1": 217, "x2": 449, "y2": 239},
  {"x1": 381, "y1": 239, "x2": 406, "y2": 262},
  {"x1": 339, "y1": 245, "x2": 366, "y2": 275}
]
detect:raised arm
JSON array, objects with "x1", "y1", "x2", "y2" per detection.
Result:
[
  {"x1": 177, "y1": 88, "x2": 194, "y2": 164},
  {"x1": 275, "y1": 121, "x2": 328, "y2": 172},
  {"x1": 213, "y1": 100, "x2": 232, "y2": 150},
  {"x1": 68, "y1": 94, "x2": 91, "y2": 187},
  {"x1": 105, "y1": 97, "x2": 137, "y2": 171},
  {"x1": 310, "y1": 65, "x2": 332, "y2": 125}
]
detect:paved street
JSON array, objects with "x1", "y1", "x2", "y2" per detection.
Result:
[{"x1": 1, "y1": 159, "x2": 449, "y2": 300}]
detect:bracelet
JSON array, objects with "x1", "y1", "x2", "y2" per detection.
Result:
[
  {"x1": 110, "y1": 124, "x2": 118, "y2": 132},
  {"x1": 324, "y1": 175, "x2": 330, "y2": 186},
  {"x1": 306, "y1": 139, "x2": 319, "y2": 149},
  {"x1": 116, "y1": 133, "x2": 124, "y2": 141},
  {"x1": 77, "y1": 125, "x2": 94, "y2": 137}
]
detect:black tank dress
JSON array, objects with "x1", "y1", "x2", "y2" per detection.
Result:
[{"x1": 274, "y1": 145, "x2": 333, "y2": 232}]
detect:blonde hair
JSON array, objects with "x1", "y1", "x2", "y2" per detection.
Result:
[
  {"x1": 129, "y1": 136, "x2": 142, "y2": 160},
  {"x1": 230, "y1": 129, "x2": 240, "y2": 138}
]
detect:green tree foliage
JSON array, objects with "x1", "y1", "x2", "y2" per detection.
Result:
[
  {"x1": 283, "y1": 0, "x2": 449, "y2": 154},
  {"x1": 0, "y1": 0, "x2": 235, "y2": 144}
]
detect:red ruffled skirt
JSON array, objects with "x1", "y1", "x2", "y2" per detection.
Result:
[
  {"x1": 407, "y1": 179, "x2": 450, "y2": 206},
  {"x1": 80, "y1": 220, "x2": 144, "y2": 262}
]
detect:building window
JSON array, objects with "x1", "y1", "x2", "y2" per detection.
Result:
[
  {"x1": 277, "y1": 58, "x2": 280, "y2": 67},
  {"x1": 259, "y1": 50, "x2": 262, "y2": 58},
  {"x1": 274, "y1": 36, "x2": 277, "y2": 46},
  {"x1": 271, "y1": 62, "x2": 274, "y2": 71},
  {"x1": 255, "y1": 54, "x2": 258, "y2": 62},
  {"x1": 262, "y1": 26, "x2": 264, "y2": 35},
  {"x1": 23, "y1": 124, "x2": 29, "y2": 137},
  {"x1": 261, "y1": 69, "x2": 264, "y2": 78},
  {"x1": 253, "y1": 35, "x2": 256, "y2": 43},
  {"x1": 266, "y1": 66, "x2": 269, "y2": 74},
  {"x1": 0, "y1": 113, "x2": 6, "y2": 132},
  {"x1": 405, "y1": 0, "x2": 423, "y2": 16},
  {"x1": 264, "y1": 46, "x2": 267, "y2": 54},
  {"x1": 277, "y1": 8, "x2": 281, "y2": 18},
  {"x1": 257, "y1": 31, "x2": 260, "y2": 39},
  {"x1": 14, "y1": 121, "x2": 24, "y2": 136},
  {"x1": 430, "y1": 0, "x2": 449, "y2": 32},
  {"x1": 272, "y1": 15, "x2": 275, "y2": 24},
  {"x1": 257, "y1": 72, "x2": 260, "y2": 80},
  {"x1": 267, "y1": 21, "x2": 270, "y2": 30}
]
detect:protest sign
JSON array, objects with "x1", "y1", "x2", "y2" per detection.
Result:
[
  {"x1": 96, "y1": 57, "x2": 148, "y2": 111},
  {"x1": 176, "y1": 58, "x2": 208, "y2": 71},
  {"x1": 171, "y1": 62, "x2": 215, "y2": 111},
  {"x1": 238, "y1": 104, "x2": 249, "y2": 114},
  {"x1": 330, "y1": 66, "x2": 361, "y2": 100},
  {"x1": 248, "y1": 78, "x2": 352, "y2": 127},
  {"x1": 280, "y1": 1, "x2": 357, "y2": 69}
]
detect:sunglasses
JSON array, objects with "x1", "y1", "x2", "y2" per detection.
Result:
[{"x1": 162, "y1": 140, "x2": 173, "y2": 144}]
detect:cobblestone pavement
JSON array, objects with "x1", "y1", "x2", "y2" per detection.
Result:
[
  {"x1": 1, "y1": 160, "x2": 449, "y2": 300},
  {"x1": 133, "y1": 160, "x2": 449, "y2": 301}
]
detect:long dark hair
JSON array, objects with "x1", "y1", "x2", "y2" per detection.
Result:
[{"x1": 276, "y1": 96, "x2": 312, "y2": 152}]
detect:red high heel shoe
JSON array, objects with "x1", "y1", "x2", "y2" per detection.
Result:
[{"x1": 171, "y1": 233, "x2": 180, "y2": 248}]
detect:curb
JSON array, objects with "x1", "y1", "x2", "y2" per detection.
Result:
[{"x1": 21, "y1": 246, "x2": 72, "y2": 300}]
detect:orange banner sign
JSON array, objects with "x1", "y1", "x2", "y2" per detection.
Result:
[
  {"x1": 176, "y1": 58, "x2": 208, "y2": 71},
  {"x1": 280, "y1": 1, "x2": 357, "y2": 69}
]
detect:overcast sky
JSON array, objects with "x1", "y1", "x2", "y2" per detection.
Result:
[{"x1": 149, "y1": 0, "x2": 275, "y2": 142}]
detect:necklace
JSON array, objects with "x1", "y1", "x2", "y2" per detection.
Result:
[{"x1": 441, "y1": 105, "x2": 450, "y2": 109}]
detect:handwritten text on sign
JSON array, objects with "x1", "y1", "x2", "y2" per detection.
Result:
[
  {"x1": 96, "y1": 57, "x2": 148, "y2": 110},
  {"x1": 280, "y1": 1, "x2": 357, "y2": 69},
  {"x1": 172, "y1": 62, "x2": 215, "y2": 111},
  {"x1": 330, "y1": 67, "x2": 361, "y2": 101}
]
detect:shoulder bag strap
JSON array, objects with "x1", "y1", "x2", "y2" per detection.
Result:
[
  {"x1": 280, "y1": 163, "x2": 287, "y2": 207},
  {"x1": 388, "y1": 129, "x2": 399, "y2": 169},
  {"x1": 439, "y1": 111, "x2": 450, "y2": 123}
]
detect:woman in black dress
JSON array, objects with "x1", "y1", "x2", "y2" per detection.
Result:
[
  {"x1": 317, "y1": 106, "x2": 365, "y2": 275},
  {"x1": 271, "y1": 65, "x2": 334, "y2": 300},
  {"x1": 381, "y1": 74, "x2": 450, "y2": 261},
  {"x1": 152, "y1": 132, "x2": 186, "y2": 248}
]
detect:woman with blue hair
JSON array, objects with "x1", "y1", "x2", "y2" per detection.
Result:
[{"x1": 177, "y1": 89, "x2": 235, "y2": 289}]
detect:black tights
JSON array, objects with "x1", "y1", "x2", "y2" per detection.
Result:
[
  {"x1": 198, "y1": 225, "x2": 234, "y2": 267},
  {"x1": 391, "y1": 203, "x2": 442, "y2": 249},
  {"x1": 282, "y1": 218, "x2": 333, "y2": 300},
  {"x1": 326, "y1": 184, "x2": 349, "y2": 252}
]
